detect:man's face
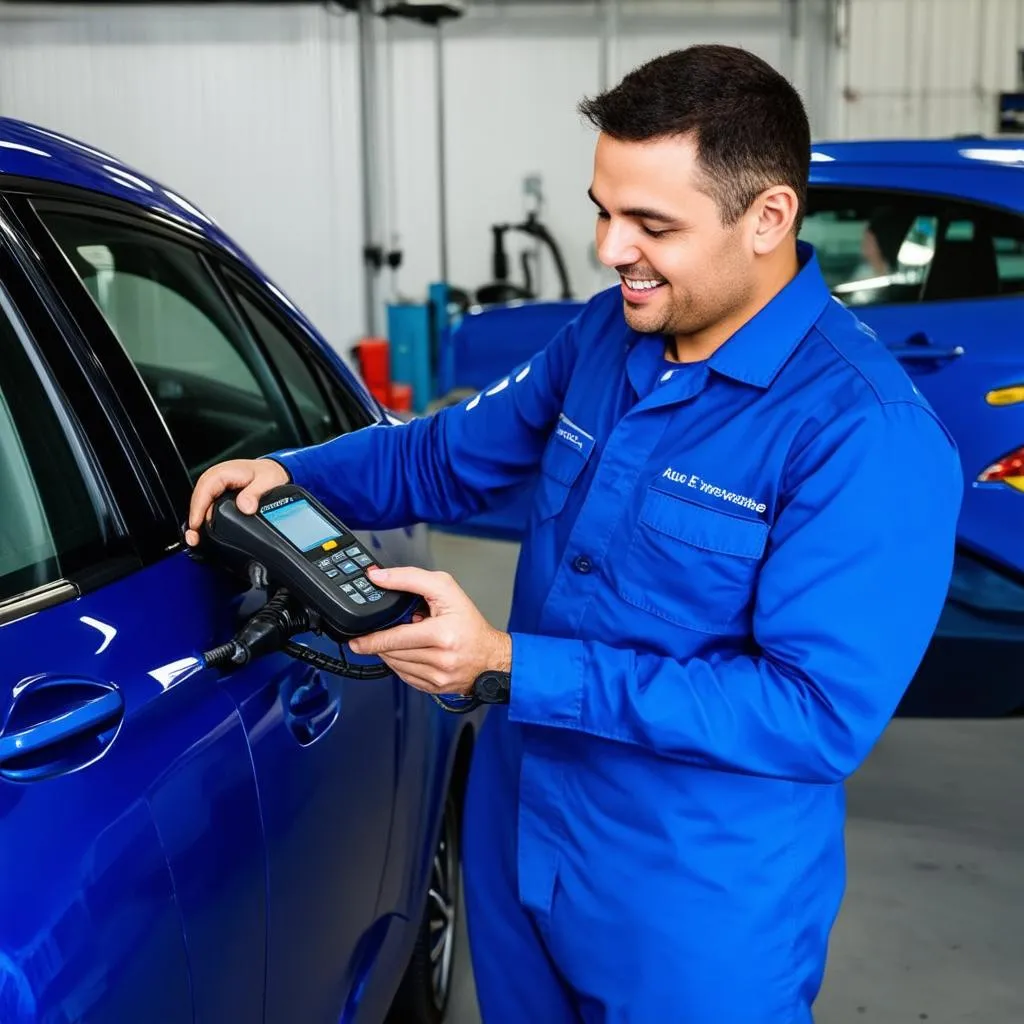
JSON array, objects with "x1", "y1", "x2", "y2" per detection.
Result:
[{"x1": 590, "y1": 132, "x2": 756, "y2": 341}]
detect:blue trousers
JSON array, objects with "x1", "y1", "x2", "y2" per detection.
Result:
[{"x1": 461, "y1": 715, "x2": 817, "y2": 1024}]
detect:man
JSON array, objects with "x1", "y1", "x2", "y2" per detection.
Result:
[{"x1": 187, "y1": 45, "x2": 961, "y2": 1023}]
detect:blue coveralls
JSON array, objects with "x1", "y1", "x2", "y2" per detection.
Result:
[{"x1": 275, "y1": 244, "x2": 962, "y2": 1022}]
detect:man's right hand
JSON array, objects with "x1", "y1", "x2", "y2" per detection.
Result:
[{"x1": 184, "y1": 458, "x2": 290, "y2": 547}]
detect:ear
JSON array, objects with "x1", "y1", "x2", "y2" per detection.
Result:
[{"x1": 750, "y1": 186, "x2": 799, "y2": 255}]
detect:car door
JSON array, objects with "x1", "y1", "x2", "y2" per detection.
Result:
[
  {"x1": 801, "y1": 184, "x2": 1024, "y2": 574},
  {"x1": 23, "y1": 193, "x2": 413, "y2": 1023},
  {"x1": 0, "y1": 211, "x2": 268, "y2": 1024},
  {"x1": 215, "y1": 264, "x2": 468, "y2": 1022}
]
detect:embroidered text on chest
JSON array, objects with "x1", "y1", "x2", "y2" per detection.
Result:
[{"x1": 662, "y1": 467, "x2": 767, "y2": 515}]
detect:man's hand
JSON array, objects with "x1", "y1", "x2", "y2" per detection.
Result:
[
  {"x1": 349, "y1": 567, "x2": 511, "y2": 697},
  {"x1": 184, "y1": 458, "x2": 290, "y2": 547}
]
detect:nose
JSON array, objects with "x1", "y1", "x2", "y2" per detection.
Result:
[{"x1": 596, "y1": 220, "x2": 642, "y2": 270}]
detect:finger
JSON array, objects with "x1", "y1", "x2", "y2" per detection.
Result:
[
  {"x1": 187, "y1": 463, "x2": 254, "y2": 534},
  {"x1": 380, "y1": 658, "x2": 439, "y2": 692},
  {"x1": 365, "y1": 566, "x2": 463, "y2": 607},
  {"x1": 349, "y1": 618, "x2": 440, "y2": 656},
  {"x1": 376, "y1": 647, "x2": 450, "y2": 671}
]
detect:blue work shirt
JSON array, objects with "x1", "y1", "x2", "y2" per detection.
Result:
[{"x1": 275, "y1": 243, "x2": 962, "y2": 1017}]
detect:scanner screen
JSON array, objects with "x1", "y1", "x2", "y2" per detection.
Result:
[{"x1": 263, "y1": 499, "x2": 340, "y2": 552}]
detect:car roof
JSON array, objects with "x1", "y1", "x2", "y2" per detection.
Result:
[
  {"x1": 0, "y1": 116, "x2": 245, "y2": 257},
  {"x1": 809, "y1": 136, "x2": 1024, "y2": 211},
  {"x1": 811, "y1": 135, "x2": 1024, "y2": 169}
]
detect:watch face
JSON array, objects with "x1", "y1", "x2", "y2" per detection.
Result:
[{"x1": 477, "y1": 671, "x2": 510, "y2": 704}]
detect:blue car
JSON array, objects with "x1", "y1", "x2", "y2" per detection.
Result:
[
  {"x1": 443, "y1": 136, "x2": 1024, "y2": 716},
  {"x1": 0, "y1": 117, "x2": 478, "y2": 1024}
]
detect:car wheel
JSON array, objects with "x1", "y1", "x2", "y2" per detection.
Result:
[{"x1": 390, "y1": 788, "x2": 461, "y2": 1024}]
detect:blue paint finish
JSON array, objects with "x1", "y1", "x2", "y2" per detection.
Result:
[
  {"x1": 0, "y1": 561, "x2": 215, "y2": 1023},
  {"x1": 0, "y1": 115, "x2": 479, "y2": 1022},
  {"x1": 853, "y1": 296, "x2": 1024, "y2": 569}
]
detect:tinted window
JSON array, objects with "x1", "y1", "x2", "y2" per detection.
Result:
[
  {"x1": 38, "y1": 210, "x2": 303, "y2": 480},
  {"x1": 229, "y1": 280, "x2": 338, "y2": 445},
  {"x1": 801, "y1": 188, "x2": 1024, "y2": 306},
  {"x1": 0, "y1": 290, "x2": 108, "y2": 604}
]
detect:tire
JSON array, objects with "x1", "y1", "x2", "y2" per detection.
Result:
[{"x1": 389, "y1": 787, "x2": 462, "y2": 1024}]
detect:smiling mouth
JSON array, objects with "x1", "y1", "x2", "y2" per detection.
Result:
[{"x1": 621, "y1": 276, "x2": 667, "y2": 299}]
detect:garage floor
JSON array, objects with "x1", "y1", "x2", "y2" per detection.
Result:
[{"x1": 430, "y1": 530, "x2": 1024, "y2": 1024}]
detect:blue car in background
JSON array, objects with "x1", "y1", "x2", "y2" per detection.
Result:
[
  {"x1": 0, "y1": 117, "x2": 476, "y2": 1024},
  {"x1": 444, "y1": 136, "x2": 1024, "y2": 717}
]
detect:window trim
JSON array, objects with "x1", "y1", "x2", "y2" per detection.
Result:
[
  {"x1": 0, "y1": 223, "x2": 149, "y2": 615},
  {"x1": 805, "y1": 183, "x2": 1024, "y2": 308},
  {"x1": 4, "y1": 189, "x2": 196, "y2": 533},
  {"x1": 0, "y1": 581, "x2": 80, "y2": 628},
  {"x1": 215, "y1": 261, "x2": 375, "y2": 439}
]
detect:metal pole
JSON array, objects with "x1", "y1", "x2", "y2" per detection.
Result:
[
  {"x1": 599, "y1": 0, "x2": 620, "y2": 92},
  {"x1": 357, "y1": 0, "x2": 382, "y2": 336},
  {"x1": 435, "y1": 22, "x2": 450, "y2": 283}
]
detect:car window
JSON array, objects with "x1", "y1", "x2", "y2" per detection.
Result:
[
  {"x1": 226, "y1": 275, "x2": 338, "y2": 445},
  {"x1": 802, "y1": 188, "x2": 1024, "y2": 306},
  {"x1": 0, "y1": 288, "x2": 108, "y2": 605},
  {"x1": 36, "y1": 209, "x2": 304, "y2": 481}
]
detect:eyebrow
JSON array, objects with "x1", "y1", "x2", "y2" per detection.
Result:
[{"x1": 587, "y1": 187, "x2": 679, "y2": 224}]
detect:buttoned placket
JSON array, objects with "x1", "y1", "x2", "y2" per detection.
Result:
[{"x1": 516, "y1": 352, "x2": 713, "y2": 916}]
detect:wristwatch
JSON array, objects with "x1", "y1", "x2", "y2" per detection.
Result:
[{"x1": 430, "y1": 669, "x2": 512, "y2": 714}]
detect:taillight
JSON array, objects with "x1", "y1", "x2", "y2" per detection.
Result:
[{"x1": 978, "y1": 445, "x2": 1024, "y2": 492}]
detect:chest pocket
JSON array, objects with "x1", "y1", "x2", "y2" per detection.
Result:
[
  {"x1": 613, "y1": 487, "x2": 768, "y2": 634},
  {"x1": 533, "y1": 417, "x2": 594, "y2": 522}
]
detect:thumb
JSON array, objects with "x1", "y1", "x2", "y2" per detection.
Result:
[
  {"x1": 366, "y1": 566, "x2": 464, "y2": 611},
  {"x1": 236, "y1": 484, "x2": 262, "y2": 515}
]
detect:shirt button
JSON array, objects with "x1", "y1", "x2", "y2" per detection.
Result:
[{"x1": 573, "y1": 554, "x2": 593, "y2": 574}]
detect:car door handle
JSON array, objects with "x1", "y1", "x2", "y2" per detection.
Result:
[
  {"x1": 0, "y1": 682, "x2": 124, "y2": 781},
  {"x1": 890, "y1": 333, "x2": 964, "y2": 363},
  {"x1": 286, "y1": 673, "x2": 340, "y2": 745},
  {"x1": 289, "y1": 679, "x2": 332, "y2": 718}
]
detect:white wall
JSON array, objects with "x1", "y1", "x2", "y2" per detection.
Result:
[
  {"x1": 0, "y1": 5, "x2": 365, "y2": 356},
  {"x1": 396, "y1": 2, "x2": 797, "y2": 310},
  {"x1": 0, "y1": 1, "x2": 827, "y2": 361},
  {"x1": 838, "y1": 0, "x2": 1024, "y2": 138}
]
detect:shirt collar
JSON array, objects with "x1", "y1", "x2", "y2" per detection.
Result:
[{"x1": 707, "y1": 241, "x2": 831, "y2": 389}]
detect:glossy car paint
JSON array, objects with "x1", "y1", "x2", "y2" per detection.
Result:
[
  {"x1": 0, "y1": 116, "x2": 473, "y2": 1023},
  {"x1": 442, "y1": 138, "x2": 1024, "y2": 571},
  {"x1": 809, "y1": 143, "x2": 1024, "y2": 575}
]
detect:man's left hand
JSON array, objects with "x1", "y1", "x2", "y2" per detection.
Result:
[{"x1": 348, "y1": 566, "x2": 511, "y2": 697}]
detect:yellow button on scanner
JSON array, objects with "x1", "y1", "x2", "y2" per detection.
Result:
[{"x1": 322, "y1": 540, "x2": 339, "y2": 551}]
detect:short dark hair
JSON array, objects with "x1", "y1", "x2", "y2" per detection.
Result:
[{"x1": 579, "y1": 45, "x2": 810, "y2": 231}]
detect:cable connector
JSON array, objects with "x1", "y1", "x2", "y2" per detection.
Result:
[{"x1": 202, "y1": 589, "x2": 309, "y2": 669}]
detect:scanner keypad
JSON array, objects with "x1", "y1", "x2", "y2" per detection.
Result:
[{"x1": 317, "y1": 541, "x2": 383, "y2": 605}]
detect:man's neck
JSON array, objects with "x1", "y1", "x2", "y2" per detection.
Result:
[{"x1": 670, "y1": 245, "x2": 801, "y2": 363}]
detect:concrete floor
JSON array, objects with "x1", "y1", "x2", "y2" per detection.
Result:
[{"x1": 429, "y1": 530, "x2": 1024, "y2": 1024}]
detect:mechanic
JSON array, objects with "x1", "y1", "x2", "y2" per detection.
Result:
[{"x1": 187, "y1": 45, "x2": 962, "y2": 1024}]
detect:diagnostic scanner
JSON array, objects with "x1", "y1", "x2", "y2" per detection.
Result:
[{"x1": 199, "y1": 484, "x2": 419, "y2": 641}]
